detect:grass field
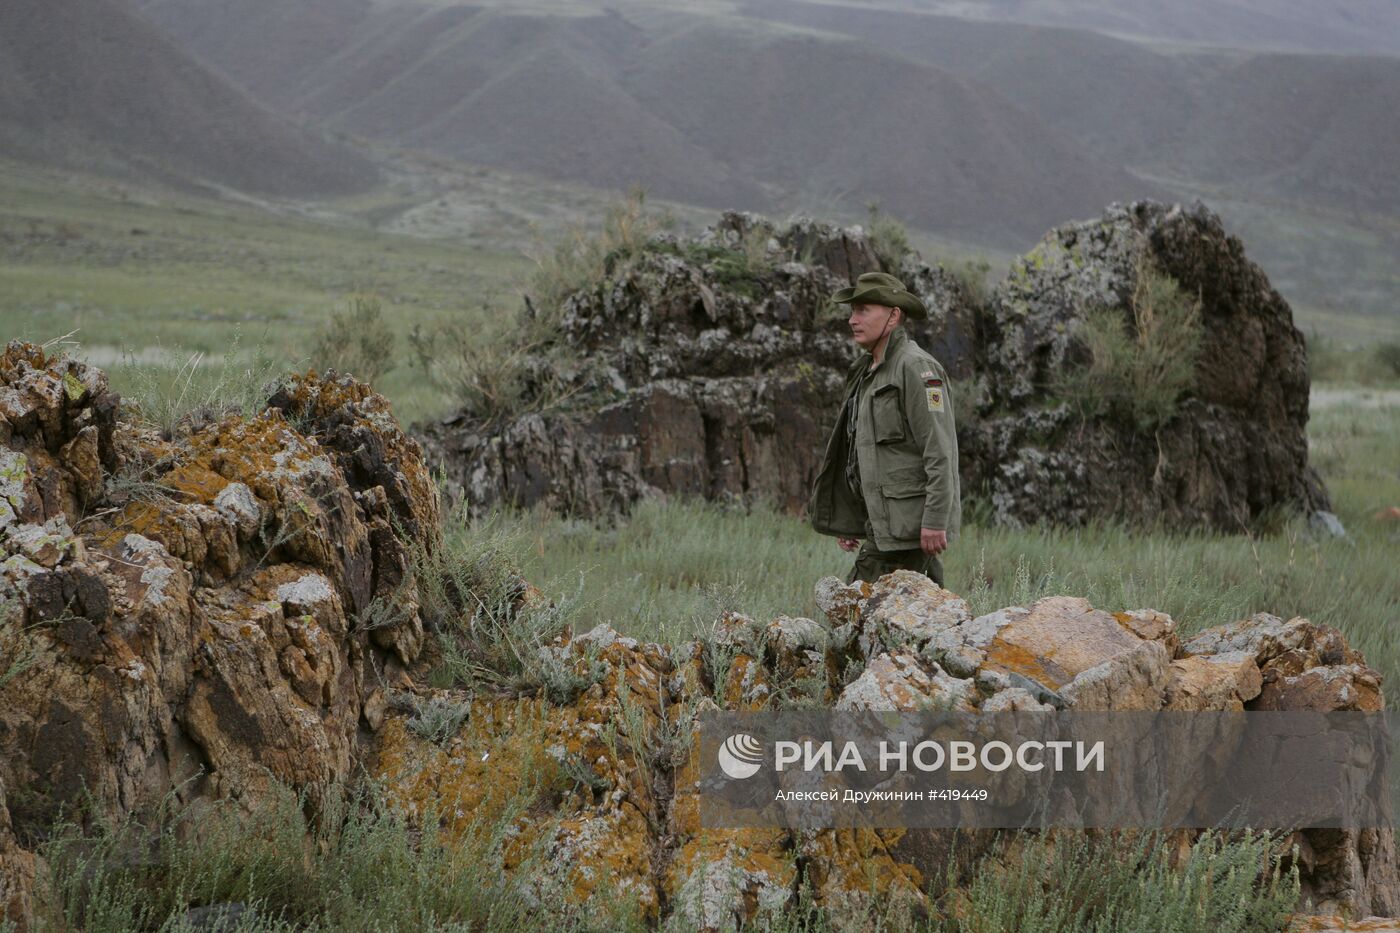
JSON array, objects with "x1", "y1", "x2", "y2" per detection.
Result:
[
  {"x1": 483, "y1": 398, "x2": 1400, "y2": 702},
  {"x1": 4, "y1": 159, "x2": 1397, "y2": 687},
  {"x1": 0, "y1": 159, "x2": 545, "y2": 424}
]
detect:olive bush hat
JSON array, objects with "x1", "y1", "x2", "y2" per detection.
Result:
[{"x1": 830, "y1": 271, "x2": 928, "y2": 320}]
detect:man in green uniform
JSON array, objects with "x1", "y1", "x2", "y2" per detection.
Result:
[{"x1": 808, "y1": 271, "x2": 961, "y2": 587}]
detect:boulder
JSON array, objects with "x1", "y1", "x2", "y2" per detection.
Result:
[
  {"x1": 0, "y1": 344, "x2": 441, "y2": 928},
  {"x1": 417, "y1": 211, "x2": 979, "y2": 520},
  {"x1": 835, "y1": 652, "x2": 977, "y2": 712},
  {"x1": 971, "y1": 200, "x2": 1325, "y2": 529},
  {"x1": 419, "y1": 201, "x2": 1325, "y2": 534},
  {"x1": 1163, "y1": 651, "x2": 1263, "y2": 711}
]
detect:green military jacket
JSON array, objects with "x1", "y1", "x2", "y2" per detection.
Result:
[{"x1": 809, "y1": 327, "x2": 962, "y2": 551}]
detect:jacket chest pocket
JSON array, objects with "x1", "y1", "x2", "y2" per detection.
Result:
[{"x1": 870, "y1": 385, "x2": 905, "y2": 445}]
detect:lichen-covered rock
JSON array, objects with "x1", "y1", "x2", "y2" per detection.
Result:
[
  {"x1": 1182, "y1": 612, "x2": 1318, "y2": 661},
  {"x1": 418, "y1": 211, "x2": 978, "y2": 521},
  {"x1": 814, "y1": 576, "x2": 869, "y2": 627},
  {"x1": 1163, "y1": 651, "x2": 1263, "y2": 711},
  {"x1": 1184, "y1": 613, "x2": 1384, "y2": 713},
  {"x1": 0, "y1": 347, "x2": 441, "y2": 931},
  {"x1": 977, "y1": 596, "x2": 1156, "y2": 697},
  {"x1": 420, "y1": 202, "x2": 1324, "y2": 534},
  {"x1": 797, "y1": 827, "x2": 928, "y2": 925},
  {"x1": 268, "y1": 371, "x2": 442, "y2": 546},
  {"x1": 972, "y1": 200, "x2": 1325, "y2": 529},
  {"x1": 836, "y1": 652, "x2": 977, "y2": 712},
  {"x1": 852, "y1": 569, "x2": 972, "y2": 659},
  {"x1": 0, "y1": 342, "x2": 119, "y2": 530},
  {"x1": 663, "y1": 830, "x2": 795, "y2": 933}
]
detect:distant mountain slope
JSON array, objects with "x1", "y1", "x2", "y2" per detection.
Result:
[
  {"x1": 0, "y1": 0, "x2": 376, "y2": 197},
  {"x1": 133, "y1": 0, "x2": 1153, "y2": 245},
  {"x1": 619, "y1": 21, "x2": 1147, "y2": 242},
  {"x1": 1168, "y1": 54, "x2": 1400, "y2": 214},
  {"x1": 877, "y1": 0, "x2": 1400, "y2": 57},
  {"x1": 743, "y1": 0, "x2": 1400, "y2": 217},
  {"x1": 135, "y1": 0, "x2": 380, "y2": 112}
]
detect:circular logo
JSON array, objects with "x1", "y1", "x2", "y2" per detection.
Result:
[{"x1": 718, "y1": 733, "x2": 763, "y2": 779}]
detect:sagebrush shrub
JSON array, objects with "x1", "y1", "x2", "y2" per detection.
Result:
[
  {"x1": 867, "y1": 202, "x2": 911, "y2": 272},
  {"x1": 1058, "y1": 257, "x2": 1203, "y2": 432},
  {"x1": 309, "y1": 293, "x2": 396, "y2": 386}
]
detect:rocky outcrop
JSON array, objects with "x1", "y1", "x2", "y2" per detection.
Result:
[
  {"x1": 0, "y1": 344, "x2": 439, "y2": 927},
  {"x1": 360, "y1": 570, "x2": 1397, "y2": 928},
  {"x1": 0, "y1": 344, "x2": 1385, "y2": 929},
  {"x1": 417, "y1": 211, "x2": 979, "y2": 520},
  {"x1": 418, "y1": 201, "x2": 1324, "y2": 532},
  {"x1": 971, "y1": 200, "x2": 1327, "y2": 527}
]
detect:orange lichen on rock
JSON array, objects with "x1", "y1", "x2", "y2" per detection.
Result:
[
  {"x1": 982, "y1": 636, "x2": 1070, "y2": 688},
  {"x1": 982, "y1": 596, "x2": 1146, "y2": 689},
  {"x1": 373, "y1": 701, "x2": 565, "y2": 834},
  {"x1": 800, "y1": 827, "x2": 927, "y2": 919},
  {"x1": 373, "y1": 692, "x2": 662, "y2": 920}
]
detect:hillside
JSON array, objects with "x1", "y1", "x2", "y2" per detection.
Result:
[
  {"x1": 0, "y1": 0, "x2": 377, "y2": 197},
  {"x1": 874, "y1": 0, "x2": 1400, "y2": 57},
  {"x1": 129, "y1": 0, "x2": 1400, "y2": 254},
  {"x1": 132, "y1": 0, "x2": 1153, "y2": 246},
  {"x1": 742, "y1": 0, "x2": 1400, "y2": 217}
]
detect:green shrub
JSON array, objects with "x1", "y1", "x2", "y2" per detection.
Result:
[
  {"x1": 309, "y1": 293, "x2": 396, "y2": 386},
  {"x1": 406, "y1": 694, "x2": 472, "y2": 745},
  {"x1": 1057, "y1": 258, "x2": 1203, "y2": 431},
  {"x1": 930, "y1": 830, "x2": 1298, "y2": 933},
  {"x1": 685, "y1": 239, "x2": 772, "y2": 299},
  {"x1": 410, "y1": 322, "x2": 533, "y2": 425},
  {"x1": 526, "y1": 185, "x2": 674, "y2": 336},
  {"x1": 1374, "y1": 341, "x2": 1400, "y2": 379},
  {"x1": 866, "y1": 203, "x2": 911, "y2": 272},
  {"x1": 1306, "y1": 332, "x2": 1351, "y2": 383},
  {"x1": 413, "y1": 503, "x2": 595, "y2": 698},
  {"x1": 1305, "y1": 332, "x2": 1400, "y2": 386},
  {"x1": 0, "y1": 604, "x2": 37, "y2": 691},
  {"x1": 942, "y1": 256, "x2": 993, "y2": 307}
]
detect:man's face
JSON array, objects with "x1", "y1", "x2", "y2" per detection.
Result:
[{"x1": 848, "y1": 302, "x2": 899, "y2": 351}]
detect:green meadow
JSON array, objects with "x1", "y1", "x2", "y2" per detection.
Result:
[
  {"x1": 4, "y1": 161, "x2": 1397, "y2": 694},
  {"x1": 483, "y1": 400, "x2": 1400, "y2": 699}
]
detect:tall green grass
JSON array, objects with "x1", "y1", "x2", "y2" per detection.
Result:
[
  {"x1": 486, "y1": 400, "x2": 1400, "y2": 704},
  {"x1": 928, "y1": 830, "x2": 1298, "y2": 933},
  {"x1": 35, "y1": 783, "x2": 647, "y2": 933},
  {"x1": 31, "y1": 780, "x2": 1301, "y2": 932}
]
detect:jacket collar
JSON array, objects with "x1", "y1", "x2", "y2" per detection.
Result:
[
  {"x1": 844, "y1": 326, "x2": 910, "y2": 390},
  {"x1": 869, "y1": 325, "x2": 909, "y2": 373}
]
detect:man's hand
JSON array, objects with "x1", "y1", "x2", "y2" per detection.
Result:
[
  {"x1": 837, "y1": 537, "x2": 860, "y2": 552},
  {"x1": 920, "y1": 528, "x2": 948, "y2": 556}
]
